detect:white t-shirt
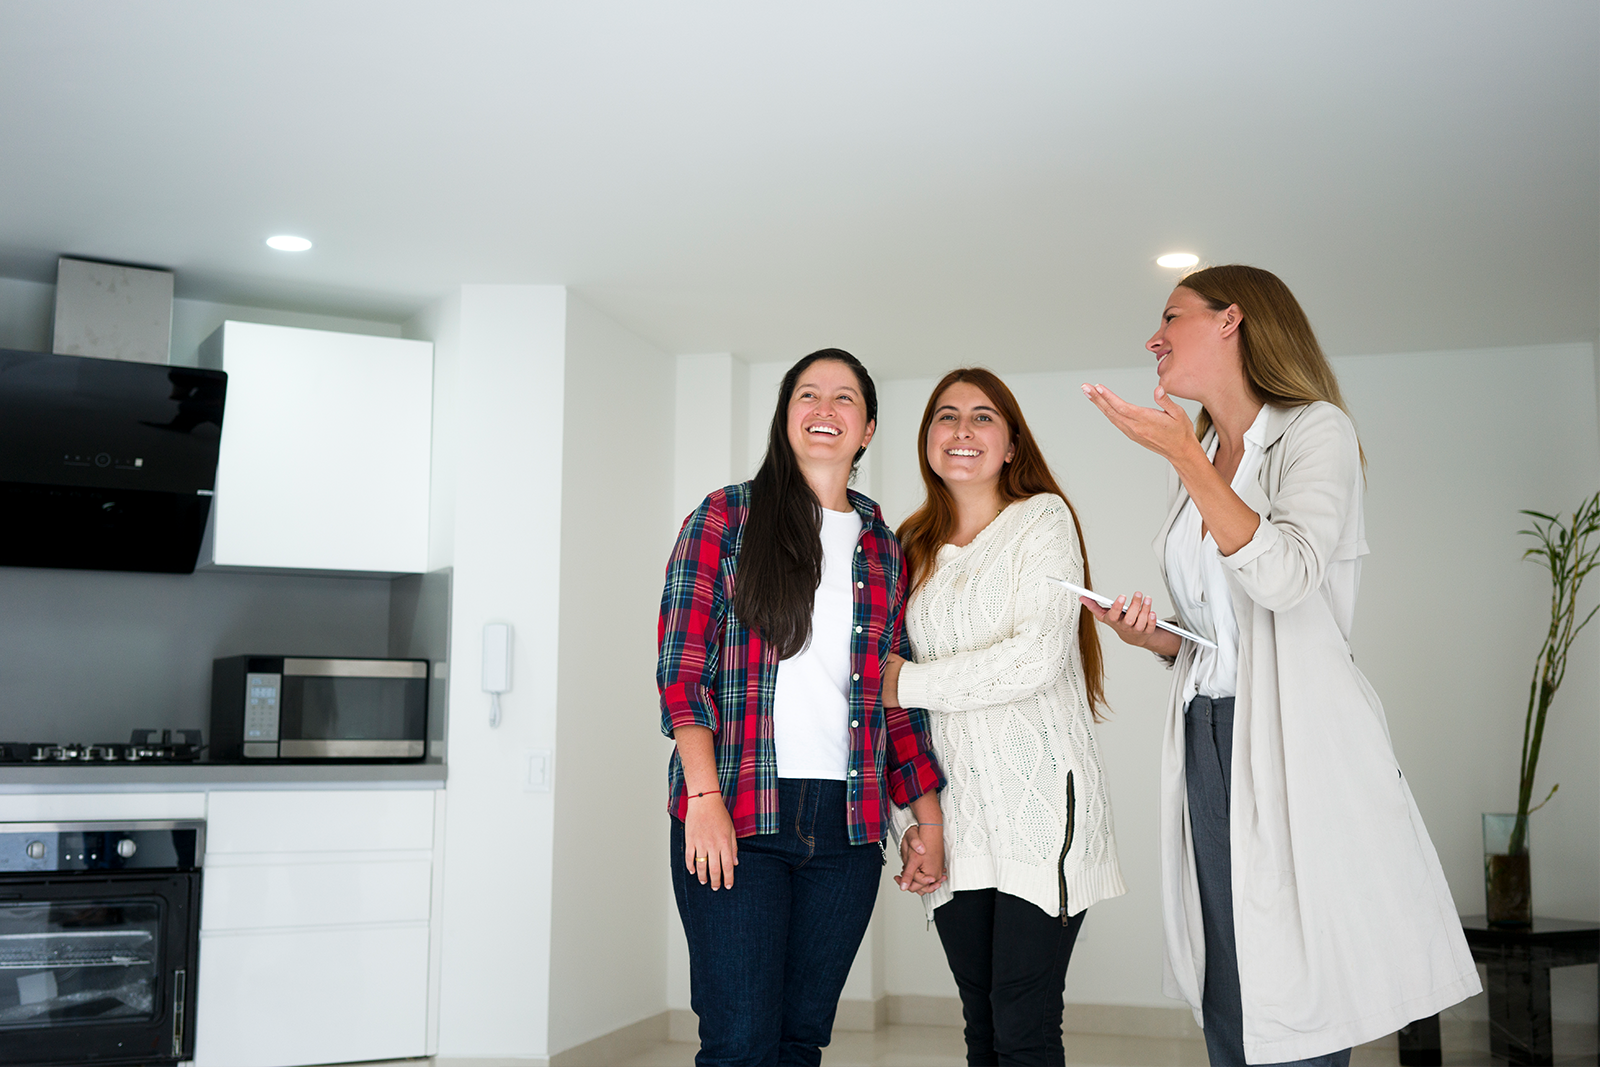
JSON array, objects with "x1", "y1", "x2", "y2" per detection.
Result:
[
  {"x1": 1165, "y1": 406, "x2": 1270, "y2": 701},
  {"x1": 773, "y1": 505, "x2": 862, "y2": 780}
]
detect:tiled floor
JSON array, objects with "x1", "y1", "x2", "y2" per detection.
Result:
[{"x1": 360, "y1": 1025, "x2": 1596, "y2": 1066}]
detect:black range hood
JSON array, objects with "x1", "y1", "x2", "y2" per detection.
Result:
[{"x1": 0, "y1": 348, "x2": 227, "y2": 574}]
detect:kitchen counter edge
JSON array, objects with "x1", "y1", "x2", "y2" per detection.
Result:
[{"x1": 0, "y1": 763, "x2": 447, "y2": 792}]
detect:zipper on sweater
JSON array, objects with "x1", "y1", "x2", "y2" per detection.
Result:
[{"x1": 1058, "y1": 770, "x2": 1075, "y2": 926}]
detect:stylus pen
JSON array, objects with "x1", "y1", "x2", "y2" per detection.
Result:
[{"x1": 1047, "y1": 576, "x2": 1219, "y2": 650}]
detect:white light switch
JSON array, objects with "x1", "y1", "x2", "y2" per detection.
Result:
[{"x1": 525, "y1": 750, "x2": 553, "y2": 793}]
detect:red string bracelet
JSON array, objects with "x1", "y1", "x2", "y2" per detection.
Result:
[{"x1": 687, "y1": 789, "x2": 720, "y2": 799}]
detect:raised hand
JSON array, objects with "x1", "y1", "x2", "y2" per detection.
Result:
[{"x1": 1080, "y1": 383, "x2": 1201, "y2": 466}]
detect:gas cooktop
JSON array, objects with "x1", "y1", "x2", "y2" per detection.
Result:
[{"x1": 0, "y1": 731, "x2": 203, "y2": 764}]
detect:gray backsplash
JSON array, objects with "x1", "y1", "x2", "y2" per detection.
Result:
[{"x1": 0, "y1": 564, "x2": 450, "y2": 756}]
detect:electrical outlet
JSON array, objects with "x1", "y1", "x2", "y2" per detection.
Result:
[{"x1": 525, "y1": 749, "x2": 553, "y2": 793}]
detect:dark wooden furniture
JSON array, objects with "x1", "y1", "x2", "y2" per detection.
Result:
[{"x1": 1398, "y1": 915, "x2": 1599, "y2": 1066}]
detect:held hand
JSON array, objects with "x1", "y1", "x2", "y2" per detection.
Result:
[
  {"x1": 683, "y1": 793, "x2": 739, "y2": 890},
  {"x1": 894, "y1": 824, "x2": 947, "y2": 895},
  {"x1": 1081, "y1": 591, "x2": 1163, "y2": 650},
  {"x1": 1080, "y1": 383, "x2": 1201, "y2": 466}
]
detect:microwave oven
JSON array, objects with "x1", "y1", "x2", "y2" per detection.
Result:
[{"x1": 210, "y1": 656, "x2": 429, "y2": 761}]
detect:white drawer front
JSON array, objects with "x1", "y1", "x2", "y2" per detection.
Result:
[
  {"x1": 205, "y1": 789, "x2": 435, "y2": 853},
  {"x1": 194, "y1": 924, "x2": 429, "y2": 1067},
  {"x1": 201, "y1": 858, "x2": 432, "y2": 931},
  {"x1": 0, "y1": 792, "x2": 206, "y2": 823}
]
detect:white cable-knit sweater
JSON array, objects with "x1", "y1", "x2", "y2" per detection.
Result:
[{"x1": 893, "y1": 493, "x2": 1126, "y2": 919}]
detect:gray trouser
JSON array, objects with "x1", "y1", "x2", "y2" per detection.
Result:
[{"x1": 1185, "y1": 694, "x2": 1351, "y2": 1067}]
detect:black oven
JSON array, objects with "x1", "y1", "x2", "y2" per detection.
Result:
[{"x1": 0, "y1": 821, "x2": 202, "y2": 1066}]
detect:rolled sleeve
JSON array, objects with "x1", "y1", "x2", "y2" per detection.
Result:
[
  {"x1": 1219, "y1": 405, "x2": 1362, "y2": 613},
  {"x1": 884, "y1": 702, "x2": 944, "y2": 806},
  {"x1": 657, "y1": 496, "x2": 729, "y2": 738}
]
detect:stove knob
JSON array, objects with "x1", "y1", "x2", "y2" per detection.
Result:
[
  {"x1": 116, "y1": 838, "x2": 138, "y2": 859},
  {"x1": 26, "y1": 841, "x2": 45, "y2": 860}
]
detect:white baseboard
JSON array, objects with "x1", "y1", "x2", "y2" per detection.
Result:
[
  {"x1": 548, "y1": 1012, "x2": 670, "y2": 1067},
  {"x1": 603, "y1": 1001, "x2": 1600, "y2": 1059}
]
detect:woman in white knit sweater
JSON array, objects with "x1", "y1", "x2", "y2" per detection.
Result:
[{"x1": 881, "y1": 368, "x2": 1125, "y2": 1067}]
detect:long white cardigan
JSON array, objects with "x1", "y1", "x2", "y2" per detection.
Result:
[{"x1": 1156, "y1": 402, "x2": 1480, "y2": 1063}]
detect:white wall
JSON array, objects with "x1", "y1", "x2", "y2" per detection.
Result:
[
  {"x1": 548, "y1": 294, "x2": 677, "y2": 1052},
  {"x1": 0, "y1": 274, "x2": 403, "y2": 363},
  {"x1": 416, "y1": 285, "x2": 569, "y2": 1058},
  {"x1": 867, "y1": 343, "x2": 1600, "y2": 1020}
]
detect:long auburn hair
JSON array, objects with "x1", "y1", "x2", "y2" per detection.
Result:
[
  {"x1": 1179, "y1": 264, "x2": 1363, "y2": 465},
  {"x1": 734, "y1": 349, "x2": 877, "y2": 660},
  {"x1": 896, "y1": 368, "x2": 1107, "y2": 720}
]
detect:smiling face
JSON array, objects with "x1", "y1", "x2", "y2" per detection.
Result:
[
  {"x1": 1146, "y1": 286, "x2": 1241, "y2": 402},
  {"x1": 925, "y1": 380, "x2": 1014, "y2": 492},
  {"x1": 785, "y1": 358, "x2": 875, "y2": 479}
]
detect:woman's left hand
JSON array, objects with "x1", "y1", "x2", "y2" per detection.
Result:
[
  {"x1": 1081, "y1": 383, "x2": 1201, "y2": 465},
  {"x1": 894, "y1": 824, "x2": 946, "y2": 894},
  {"x1": 881, "y1": 652, "x2": 906, "y2": 708}
]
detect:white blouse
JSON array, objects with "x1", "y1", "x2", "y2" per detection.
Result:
[
  {"x1": 773, "y1": 505, "x2": 863, "y2": 780},
  {"x1": 1163, "y1": 405, "x2": 1269, "y2": 701}
]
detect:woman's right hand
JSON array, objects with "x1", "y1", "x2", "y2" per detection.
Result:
[
  {"x1": 894, "y1": 825, "x2": 946, "y2": 894},
  {"x1": 683, "y1": 792, "x2": 739, "y2": 890},
  {"x1": 1083, "y1": 591, "x2": 1181, "y2": 657}
]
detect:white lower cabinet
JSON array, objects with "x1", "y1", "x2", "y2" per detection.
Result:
[
  {"x1": 195, "y1": 925, "x2": 430, "y2": 1067},
  {"x1": 193, "y1": 789, "x2": 442, "y2": 1067}
]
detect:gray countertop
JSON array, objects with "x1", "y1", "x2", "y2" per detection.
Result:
[{"x1": 0, "y1": 762, "x2": 447, "y2": 792}]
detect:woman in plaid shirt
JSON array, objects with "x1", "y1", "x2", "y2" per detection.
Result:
[{"x1": 658, "y1": 348, "x2": 946, "y2": 1067}]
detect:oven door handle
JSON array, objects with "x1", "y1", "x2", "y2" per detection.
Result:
[{"x1": 170, "y1": 967, "x2": 187, "y2": 1057}]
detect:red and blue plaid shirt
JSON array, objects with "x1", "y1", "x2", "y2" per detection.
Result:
[{"x1": 658, "y1": 482, "x2": 944, "y2": 845}]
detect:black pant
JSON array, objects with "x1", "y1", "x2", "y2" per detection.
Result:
[{"x1": 933, "y1": 888, "x2": 1086, "y2": 1066}]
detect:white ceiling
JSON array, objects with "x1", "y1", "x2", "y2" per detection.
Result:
[{"x1": 0, "y1": 1, "x2": 1595, "y2": 375}]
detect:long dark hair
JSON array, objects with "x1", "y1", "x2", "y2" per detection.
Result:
[
  {"x1": 896, "y1": 368, "x2": 1107, "y2": 720},
  {"x1": 734, "y1": 348, "x2": 877, "y2": 660}
]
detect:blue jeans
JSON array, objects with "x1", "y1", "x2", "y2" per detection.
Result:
[
  {"x1": 1186, "y1": 695, "x2": 1350, "y2": 1067},
  {"x1": 670, "y1": 778, "x2": 883, "y2": 1067}
]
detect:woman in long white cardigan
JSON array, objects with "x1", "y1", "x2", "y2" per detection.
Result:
[
  {"x1": 1082, "y1": 265, "x2": 1479, "y2": 1067},
  {"x1": 881, "y1": 367, "x2": 1125, "y2": 1067}
]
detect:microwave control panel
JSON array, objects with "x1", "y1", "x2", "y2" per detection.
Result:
[{"x1": 244, "y1": 672, "x2": 282, "y2": 755}]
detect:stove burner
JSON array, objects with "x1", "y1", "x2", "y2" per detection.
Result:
[{"x1": 0, "y1": 732, "x2": 202, "y2": 764}]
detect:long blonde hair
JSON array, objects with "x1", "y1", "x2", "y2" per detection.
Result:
[{"x1": 1180, "y1": 264, "x2": 1363, "y2": 464}]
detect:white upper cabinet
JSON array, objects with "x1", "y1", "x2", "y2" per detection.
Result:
[{"x1": 200, "y1": 321, "x2": 432, "y2": 573}]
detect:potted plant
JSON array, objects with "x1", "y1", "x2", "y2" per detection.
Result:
[{"x1": 1485, "y1": 491, "x2": 1600, "y2": 925}]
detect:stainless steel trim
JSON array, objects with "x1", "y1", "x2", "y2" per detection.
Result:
[
  {"x1": 278, "y1": 739, "x2": 425, "y2": 758},
  {"x1": 0, "y1": 820, "x2": 206, "y2": 859},
  {"x1": 282, "y1": 658, "x2": 429, "y2": 678},
  {"x1": 171, "y1": 968, "x2": 187, "y2": 1057}
]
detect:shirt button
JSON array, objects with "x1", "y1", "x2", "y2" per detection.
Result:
[
  {"x1": 850, "y1": 719, "x2": 859, "y2": 728},
  {"x1": 849, "y1": 769, "x2": 858, "y2": 777},
  {"x1": 854, "y1": 625, "x2": 862, "y2": 633},
  {"x1": 851, "y1": 672, "x2": 860, "y2": 681},
  {"x1": 856, "y1": 581, "x2": 864, "y2": 589}
]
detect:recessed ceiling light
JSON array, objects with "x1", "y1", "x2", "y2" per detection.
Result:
[
  {"x1": 266, "y1": 235, "x2": 313, "y2": 252},
  {"x1": 1157, "y1": 252, "x2": 1199, "y2": 269}
]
